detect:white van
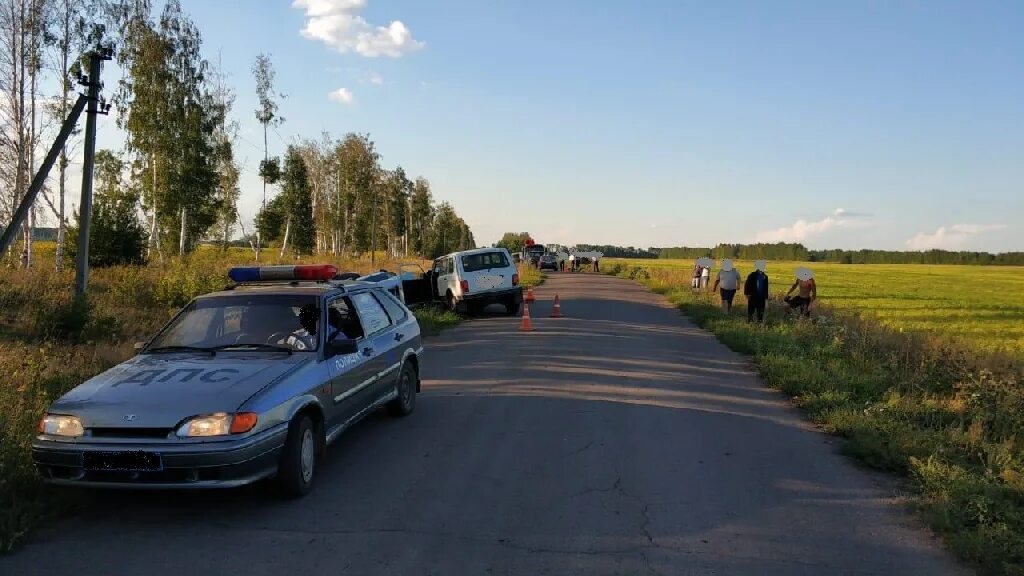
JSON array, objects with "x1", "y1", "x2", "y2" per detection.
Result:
[{"x1": 421, "y1": 247, "x2": 523, "y2": 315}]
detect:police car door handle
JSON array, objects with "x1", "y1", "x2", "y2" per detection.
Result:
[
  {"x1": 362, "y1": 347, "x2": 373, "y2": 357},
  {"x1": 394, "y1": 332, "x2": 405, "y2": 342}
]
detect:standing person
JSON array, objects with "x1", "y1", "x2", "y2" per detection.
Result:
[
  {"x1": 559, "y1": 255, "x2": 565, "y2": 272},
  {"x1": 692, "y1": 263, "x2": 702, "y2": 290},
  {"x1": 784, "y1": 268, "x2": 817, "y2": 317},
  {"x1": 700, "y1": 265, "x2": 711, "y2": 290},
  {"x1": 744, "y1": 260, "x2": 770, "y2": 323},
  {"x1": 593, "y1": 256, "x2": 600, "y2": 272},
  {"x1": 712, "y1": 259, "x2": 742, "y2": 314},
  {"x1": 568, "y1": 253, "x2": 575, "y2": 272}
]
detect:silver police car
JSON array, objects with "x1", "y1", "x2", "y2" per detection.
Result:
[{"x1": 33, "y1": 264, "x2": 423, "y2": 497}]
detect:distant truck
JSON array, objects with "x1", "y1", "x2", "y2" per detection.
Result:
[{"x1": 522, "y1": 244, "x2": 546, "y2": 267}]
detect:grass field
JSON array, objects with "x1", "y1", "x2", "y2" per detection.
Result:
[
  {"x1": 0, "y1": 243, "x2": 542, "y2": 553},
  {"x1": 607, "y1": 259, "x2": 1024, "y2": 575},
  {"x1": 609, "y1": 258, "x2": 1024, "y2": 356}
]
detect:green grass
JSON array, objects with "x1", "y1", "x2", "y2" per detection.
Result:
[
  {"x1": 413, "y1": 305, "x2": 462, "y2": 336},
  {"x1": 609, "y1": 258, "x2": 1024, "y2": 356},
  {"x1": 608, "y1": 261, "x2": 1024, "y2": 575}
]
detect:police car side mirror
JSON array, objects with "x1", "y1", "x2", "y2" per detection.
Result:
[{"x1": 326, "y1": 338, "x2": 358, "y2": 357}]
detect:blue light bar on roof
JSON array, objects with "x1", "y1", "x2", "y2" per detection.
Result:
[
  {"x1": 228, "y1": 265, "x2": 338, "y2": 283},
  {"x1": 228, "y1": 267, "x2": 261, "y2": 282}
]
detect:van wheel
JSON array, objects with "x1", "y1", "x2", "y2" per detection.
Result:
[
  {"x1": 504, "y1": 296, "x2": 520, "y2": 316},
  {"x1": 277, "y1": 414, "x2": 317, "y2": 498}
]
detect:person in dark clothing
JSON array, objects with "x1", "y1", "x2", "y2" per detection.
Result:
[{"x1": 744, "y1": 259, "x2": 770, "y2": 323}]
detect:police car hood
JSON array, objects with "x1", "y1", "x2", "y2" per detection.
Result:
[{"x1": 51, "y1": 353, "x2": 310, "y2": 429}]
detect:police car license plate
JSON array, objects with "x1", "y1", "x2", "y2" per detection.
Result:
[{"x1": 83, "y1": 451, "x2": 162, "y2": 471}]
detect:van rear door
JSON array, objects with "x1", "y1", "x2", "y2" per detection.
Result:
[{"x1": 459, "y1": 250, "x2": 514, "y2": 293}]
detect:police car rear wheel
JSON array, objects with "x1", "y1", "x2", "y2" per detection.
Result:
[
  {"x1": 387, "y1": 363, "x2": 417, "y2": 417},
  {"x1": 277, "y1": 414, "x2": 317, "y2": 498}
]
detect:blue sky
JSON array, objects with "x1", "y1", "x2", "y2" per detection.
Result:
[{"x1": 94, "y1": 0, "x2": 1023, "y2": 252}]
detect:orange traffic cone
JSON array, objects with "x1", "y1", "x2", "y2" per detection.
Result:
[
  {"x1": 519, "y1": 303, "x2": 535, "y2": 331},
  {"x1": 525, "y1": 287, "x2": 536, "y2": 303},
  {"x1": 550, "y1": 294, "x2": 564, "y2": 318}
]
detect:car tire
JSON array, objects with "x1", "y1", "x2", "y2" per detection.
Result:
[
  {"x1": 277, "y1": 414, "x2": 317, "y2": 498},
  {"x1": 504, "y1": 296, "x2": 520, "y2": 316},
  {"x1": 387, "y1": 362, "x2": 417, "y2": 417}
]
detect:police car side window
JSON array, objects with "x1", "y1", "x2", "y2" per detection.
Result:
[
  {"x1": 327, "y1": 298, "x2": 364, "y2": 341},
  {"x1": 375, "y1": 291, "x2": 407, "y2": 323},
  {"x1": 352, "y1": 292, "x2": 392, "y2": 336}
]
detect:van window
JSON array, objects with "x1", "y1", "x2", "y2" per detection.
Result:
[
  {"x1": 434, "y1": 258, "x2": 453, "y2": 275},
  {"x1": 461, "y1": 251, "x2": 510, "y2": 272}
]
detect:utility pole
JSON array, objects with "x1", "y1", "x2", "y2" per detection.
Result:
[{"x1": 74, "y1": 47, "x2": 113, "y2": 297}]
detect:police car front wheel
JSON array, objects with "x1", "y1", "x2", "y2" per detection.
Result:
[{"x1": 277, "y1": 414, "x2": 318, "y2": 498}]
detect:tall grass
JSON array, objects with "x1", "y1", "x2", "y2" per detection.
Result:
[{"x1": 607, "y1": 261, "x2": 1024, "y2": 575}]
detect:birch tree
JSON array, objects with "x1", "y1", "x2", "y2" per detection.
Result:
[
  {"x1": 0, "y1": 0, "x2": 48, "y2": 268},
  {"x1": 45, "y1": 0, "x2": 97, "y2": 271},
  {"x1": 251, "y1": 51, "x2": 281, "y2": 260}
]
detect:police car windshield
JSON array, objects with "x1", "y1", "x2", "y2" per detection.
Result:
[{"x1": 148, "y1": 294, "x2": 321, "y2": 352}]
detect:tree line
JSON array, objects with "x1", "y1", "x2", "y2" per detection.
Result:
[
  {"x1": 657, "y1": 243, "x2": 1024, "y2": 265},
  {"x1": 1, "y1": 0, "x2": 475, "y2": 270}
]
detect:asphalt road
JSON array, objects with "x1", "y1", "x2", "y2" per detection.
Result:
[{"x1": 2, "y1": 273, "x2": 969, "y2": 576}]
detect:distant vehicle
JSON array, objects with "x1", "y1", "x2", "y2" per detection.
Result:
[
  {"x1": 523, "y1": 244, "x2": 546, "y2": 267},
  {"x1": 403, "y1": 247, "x2": 522, "y2": 316},
  {"x1": 538, "y1": 253, "x2": 559, "y2": 271},
  {"x1": 33, "y1": 265, "x2": 423, "y2": 497}
]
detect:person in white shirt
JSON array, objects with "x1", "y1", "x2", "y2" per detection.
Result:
[
  {"x1": 700, "y1": 265, "x2": 710, "y2": 289},
  {"x1": 712, "y1": 259, "x2": 742, "y2": 314}
]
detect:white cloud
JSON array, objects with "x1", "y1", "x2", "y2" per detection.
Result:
[
  {"x1": 369, "y1": 71, "x2": 383, "y2": 85},
  {"x1": 905, "y1": 224, "x2": 1007, "y2": 250},
  {"x1": 328, "y1": 87, "x2": 355, "y2": 104},
  {"x1": 833, "y1": 208, "x2": 871, "y2": 218},
  {"x1": 754, "y1": 208, "x2": 871, "y2": 243},
  {"x1": 293, "y1": 0, "x2": 424, "y2": 57}
]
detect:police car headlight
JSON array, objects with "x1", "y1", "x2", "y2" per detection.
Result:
[
  {"x1": 176, "y1": 412, "x2": 258, "y2": 437},
  {"x1": 39, "y1": 414, "x2": 84, "y2": 437},
  {"x1": 177, "y1": 413, "x2": 231, "y2": 437}
]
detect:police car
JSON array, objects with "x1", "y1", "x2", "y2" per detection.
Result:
[{"x1": 33, "y1": 265, "x2": 423, "y2": 497}]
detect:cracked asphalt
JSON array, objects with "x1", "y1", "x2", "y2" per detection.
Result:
[{"x1": 2, "y1": 273, "x2": 971, "y2": 576}]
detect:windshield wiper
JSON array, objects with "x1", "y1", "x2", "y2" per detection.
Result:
[
  {"x1": 146, "y1": 345, "x2": 216, "y2": 356},
  {"x1": 211, "y1": 343, "x2": 294, "y2": 355}
]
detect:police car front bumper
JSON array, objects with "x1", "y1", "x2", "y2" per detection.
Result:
[{"x1": 32, "y1": 423, "x2": 288, "y2": 489}]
